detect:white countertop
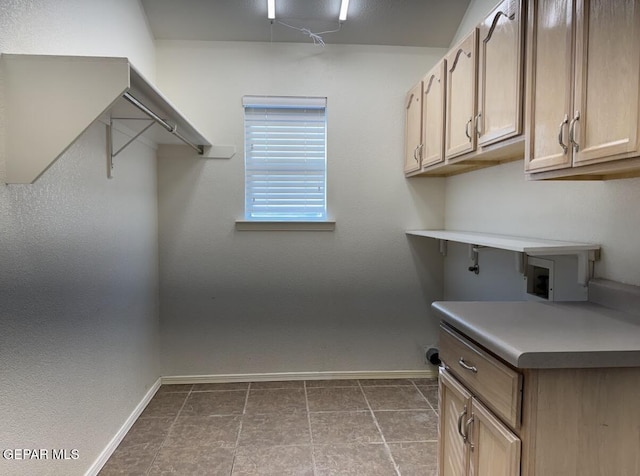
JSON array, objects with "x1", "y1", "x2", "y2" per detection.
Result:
[{"x1": 432, "y1": 300, "x2": 640, "y2": 369}]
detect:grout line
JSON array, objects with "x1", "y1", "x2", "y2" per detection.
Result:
[
  {"x1": 304, "y1": 381, "x2": 319, "y2": 476},
  {"x1": 413, "y1": 382, "x2": 440, "y2": 418},
  {"x1": 229, "y1": 382, "x2": 252, "y2": 475},
  {"x1": 144, "y1": 385, "x2": 193, "y2": 475},
  {"x1": 189, "y1": 386, "x2": 250, "y2": 393},
  {"x1": 358, "y1": 381, "x2": 402, "y2": 476},
  {"x1": 412, "y1": 381, "x2": 438, "y2": 414}
]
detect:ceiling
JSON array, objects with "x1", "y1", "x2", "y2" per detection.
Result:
[{"x1": 140, "y1": 0, "x2": 471, "y2": 48}]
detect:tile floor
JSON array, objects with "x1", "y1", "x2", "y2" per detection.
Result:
[{"x1": 99, "y1": 378, "x2": 439, "y2": 476}]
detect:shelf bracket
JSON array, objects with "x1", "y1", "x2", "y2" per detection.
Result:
[
  {"x1": 107, "y1": 118, "x2": 155, "y2": 179},
  {"x1": 468, "y1": 244, "x2": 480, "y2": 275},
  {"x1": 577, "y1": 249, "x2": 600, "y2": 287},
  {"x1": 439, "y1": 239, "x2": 448, "y2": 257},
  {"x1": 515, "y1": 252, "x2": 527, "y2": 275}
]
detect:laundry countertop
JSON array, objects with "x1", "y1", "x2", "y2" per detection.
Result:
[{"x1": 432, "y1": 300, "x2": 640, "y2": 369}]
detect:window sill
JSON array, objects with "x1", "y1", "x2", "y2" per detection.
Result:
[{"x1": 235, "y1": 220, "x2": 336, "y2": 231}]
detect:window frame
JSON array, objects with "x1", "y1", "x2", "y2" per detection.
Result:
[{"x1": 240, "y1": 95, "x2": 332, "y2": 228}]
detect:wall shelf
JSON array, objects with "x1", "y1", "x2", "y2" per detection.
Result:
[
  {"x1": 406, "y1": 229, "x2": 601, "y2": 286},
  {"x1": 1, "y1": 54, "x2": 220, "y2": 184}
]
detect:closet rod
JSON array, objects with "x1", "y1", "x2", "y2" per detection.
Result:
[{"x1": 122, "y1": 92, "x2": 204, "y2": 155}]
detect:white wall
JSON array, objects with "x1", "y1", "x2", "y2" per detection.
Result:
[
  {"x1": 0, "y1": 2, "x2": 159, "y2": 475},
  {"x1": 443, "y1": 0, "x2": 640, "y2": 294},
  {"x1": 156, "y1": 41, "x2": 447, "y2": 376},
  {"x1": 450, "y1": 0, "x2": 499, "y2": 47}
]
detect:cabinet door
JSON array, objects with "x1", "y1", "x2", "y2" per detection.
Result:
[
  {"x1": 572, "y1": 0, "x2": 640, "y2": 166},
  {"x1": 524, "y1": 0, "x2": 574, "y2": 172},
  {"x1": 405, "y1": 81, "x2": 423, "y2": 173},
  {"x1": 445, "y1": 30, "x2": 478, "y2": 160},
  {"x1": 440, "y1": 370, "x2": 472, "y2": 476},
  {"x1": 468, "y1": 399, "x2": 521, "y2": 476},
  {"x1": 422, "y1": 60, "x2": 447, "y2": 168},
  {"x1": 477, "y1": 0, "x2": 523, "y2": 147}
]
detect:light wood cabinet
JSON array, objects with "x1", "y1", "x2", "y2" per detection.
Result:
[
  {"x1": 445, "y1": 30, "x2": 478, "y2": 160},
  {"x1": 439, "y1": 325, "x2": 522, "y2": 430},
  {"x1": 422, "y1": 60, "x2": 447, "y2": 168},
  {"x1": 477, "y1": 0, "x2": 524, "y2": 147},
  {"x1": 406, "y1": 0, "x2": 525, "y2": 177},
  {"x1": 439, "y1": 369, "x2": 521, "y2": 476},
  {"x1": 440, "y1": 323, "x2": 640, "y2": 476},
  {"x1": 404, "y1": 81, "x2": 423, "y2": 174},
  {"x1": 440, "y1": 370, "x2": 472, "y2": 476},
  {"x1": 526, "y1": 0, "x2": 640, "y2": 178},
  {"x1": 469, "y1": 399, "x2": 521, "y2": 476}
]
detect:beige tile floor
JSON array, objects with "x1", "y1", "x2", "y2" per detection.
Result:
[{"x1": 99, "y1": 378, "x2": 439, "y2": 476}]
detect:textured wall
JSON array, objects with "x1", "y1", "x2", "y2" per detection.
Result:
[
  {"x1": 156, "y1": 41, "x2": 446, "y2": 376},
  {"x1": 0, "y1": 1, "x2": 159, "y2": 475}
]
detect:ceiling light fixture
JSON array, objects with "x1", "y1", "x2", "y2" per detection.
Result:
[
  {"x1": 339, "y1": 0, "x2": 350, "y2": 21},
  {"x1": 267, "y1": 0, "x2": 275, "y2": 20}
]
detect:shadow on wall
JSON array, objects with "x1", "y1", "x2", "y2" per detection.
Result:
[{"x1": 407, "y1": 235, "x2": 444, "y2": 307}]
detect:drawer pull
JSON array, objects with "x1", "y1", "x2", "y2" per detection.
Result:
[{"x1": 458, "y1": 357, "x2": 478, "y2": 373}]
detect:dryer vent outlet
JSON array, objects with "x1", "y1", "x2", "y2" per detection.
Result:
[{"x1": 424, "y1": 346, "x2": 441, "y2": 366}]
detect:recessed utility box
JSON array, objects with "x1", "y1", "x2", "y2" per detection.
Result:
[{"x1": 526, "y1": 257, "x2": 554, "y2": 301}]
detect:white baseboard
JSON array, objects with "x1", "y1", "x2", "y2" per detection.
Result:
[
  {"x1": 162, "y1": 369, "x2": 438, "y2": 384},
  {"x1": 85, "y1": 378, "x2": 162, "y2": 476}
]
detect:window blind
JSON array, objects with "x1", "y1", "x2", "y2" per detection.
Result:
[{"x1": 243, "y1": 96, "x2": 327, "y2": 221}]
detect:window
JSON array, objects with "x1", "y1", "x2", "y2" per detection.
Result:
[{"x1": 243, "y1": 96, "x2": 327, "y2": 222}]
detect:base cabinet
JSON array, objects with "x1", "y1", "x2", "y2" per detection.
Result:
[
  {"x1": 440, "y1": 323, "x2": 640, "y2": 476},
  {"x1": 469, "y1": 398, "x2": 521, "y2": 476},
  {"x1": 440, "y1": 369, "x2": 521, "y2": 476}
]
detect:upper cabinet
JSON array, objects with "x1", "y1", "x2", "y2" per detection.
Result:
[
  {"x1": 404, "y1": 80, "x2": 424, "y2": 174},
  {"x1": 526, "y1": 0, "x2": 640, "y2": 179},
  {"x1": 422, "y1": 60, "x2": 447, "y2": 168},
  {"x1": 406, "y1": 0, "x2": 525, "y2": 177},
  {"x1": 445, "y1": 31, "x2": 478, "y2": 160},
  {"x1": 477, "y1": 0, "x2": 524, "y2": 147},
  {"x1": 403, "y1": 61, "x2": 447, "y2": 174}
]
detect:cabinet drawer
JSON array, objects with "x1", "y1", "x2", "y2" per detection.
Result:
[{"x1": 440, "y1": 324, "x2": 522, "y2": 429}]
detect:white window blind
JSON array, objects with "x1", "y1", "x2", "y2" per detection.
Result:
[{"x1": 243, "y1": 95, "x2": 327, "y2": 221}]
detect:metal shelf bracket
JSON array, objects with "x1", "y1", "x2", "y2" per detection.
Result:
[
  {"x1": 107, "y1": 118, "x2": 155, "y2": 179},
  {"x1": 439, "y1": 239, "x2": 448, "y2": 256},
  {"x1": 577, "y1": 249, "x2": 600, "y2": 287}
]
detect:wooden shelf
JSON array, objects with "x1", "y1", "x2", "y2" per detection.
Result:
[
  {"x1": 1, "y1": 54, "x2": 219, "y2": 184},
  {"x1": 406, "y1": 229, "x2": 600, "y2": 285}
]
